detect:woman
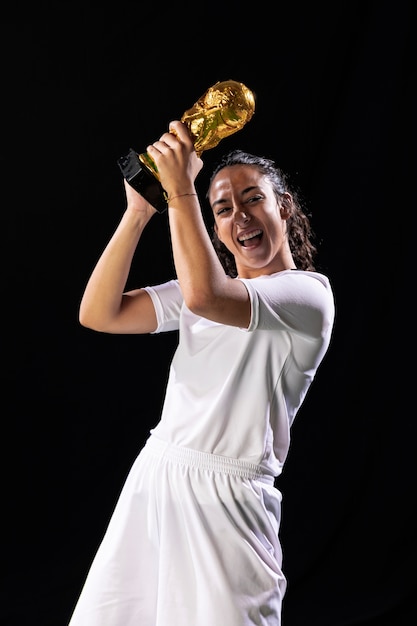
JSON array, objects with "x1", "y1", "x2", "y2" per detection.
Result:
[{"x1": 69, "y1": 120, "x2": 335, "y2": 625}]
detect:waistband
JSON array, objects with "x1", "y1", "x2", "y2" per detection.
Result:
[{"x1": 144, "y1": 436, "x2": 275, "y2": 484}]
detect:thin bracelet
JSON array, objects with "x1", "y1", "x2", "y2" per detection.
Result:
[{"x1": 167, "y1": 193, "x2": 197, "y2": 202}]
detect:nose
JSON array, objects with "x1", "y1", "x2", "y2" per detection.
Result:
[{"x1": 234, "y1": 208, "x2": 250, "y2": 224}]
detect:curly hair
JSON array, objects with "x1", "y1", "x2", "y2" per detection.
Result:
[{"x1": 206, "y1": 149, "x2": 317, "y2": 277}]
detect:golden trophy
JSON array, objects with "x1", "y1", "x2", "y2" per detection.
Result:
[{"x1": 117, "y1": 80, "x2": 255, "y2": 212}]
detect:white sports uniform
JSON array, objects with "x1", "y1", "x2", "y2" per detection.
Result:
[{"x1": 69, "y1": 270, "x2": 335, "y2": 626}]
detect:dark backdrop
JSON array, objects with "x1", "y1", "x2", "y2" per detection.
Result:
[{"x1": 3, "y1": 1, "x2": 416, "y2": 625}]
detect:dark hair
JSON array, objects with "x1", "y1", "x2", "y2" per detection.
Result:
[{"x1": 206, "y1": 149, "x2": 317, "y2": 277}]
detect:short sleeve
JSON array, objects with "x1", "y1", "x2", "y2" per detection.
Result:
[
  {"x1": 143, "y1": 279, "x2": 183, "y2": 333},
  {"x1": 238, "y1": 271, "x2": 335, "y2": 340}
]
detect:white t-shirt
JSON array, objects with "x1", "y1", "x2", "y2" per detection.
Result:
[{"x1": 144, "y1": 270, "x2": 335, "y2": 478}]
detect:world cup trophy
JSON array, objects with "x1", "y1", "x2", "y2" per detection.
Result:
[{"x1": 117, "y1": 80, "x2": 255, "y2": 213}]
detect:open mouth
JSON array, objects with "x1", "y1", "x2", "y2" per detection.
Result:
[{"x1": 238, "y1": 229, "x2": 263, "y2": 246}]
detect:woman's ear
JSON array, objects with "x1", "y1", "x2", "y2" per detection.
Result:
[{"x1": 280, "y1": 192, "x2": 293, "y2": 219}]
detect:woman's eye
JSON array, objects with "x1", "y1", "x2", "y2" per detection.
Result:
[
  {"x1": 216, "y1": 206, "x2": 231, "y2": 216},
  {"x1": 247, "y1": 194, "x2": 263, "y2": 204}
]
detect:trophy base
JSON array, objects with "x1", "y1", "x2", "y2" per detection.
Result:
[{"x1": 117, "y1": 148, "x2": 168, "y2": 213}]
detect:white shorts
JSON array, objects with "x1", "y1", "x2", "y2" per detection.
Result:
[{"x1": 68, "y1": 435, "x2": 286, "y2": 625}]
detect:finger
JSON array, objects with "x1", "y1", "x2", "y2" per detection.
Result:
[
  {"x1": 157, "y1": 131, "x2": 181, "y2": 151},
  {"x1": 147, "y1": 138, "x2": 174, "y2": 155},
  {"x1": 169, "y1": 120, "x2": 191, "y2": 143}
]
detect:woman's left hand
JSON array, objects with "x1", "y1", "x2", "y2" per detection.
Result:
[{"x1": 147, "y1": 120, "x2": 203, "y2": 200}]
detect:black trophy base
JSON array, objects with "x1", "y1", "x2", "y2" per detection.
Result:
[{"x1": 117, "y1": 148, "x2": 168, "y2": 213}]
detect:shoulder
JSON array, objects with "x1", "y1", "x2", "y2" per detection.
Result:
[
  {"x1": 240, "y1": 270, "x2": 333, "y2": 298},
  {"x1": 239, "y1": 270, "x2": 335, "y2": 336}
]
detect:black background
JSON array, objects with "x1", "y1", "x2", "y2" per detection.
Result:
[{"x1": 3, "y1": 1, "x2": 416, "y2": 625}]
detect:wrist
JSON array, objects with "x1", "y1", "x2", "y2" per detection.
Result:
[
  {"x1": 167, "y1": 192, "x2": 198, "y2": 203},
  {"x1": 123, "y1": 203, "x2": 155, "y2": 226}
]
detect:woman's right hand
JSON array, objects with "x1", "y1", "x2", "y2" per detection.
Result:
[{"x1": 123, "y1": 178, "x2": 158, "y2": 220}]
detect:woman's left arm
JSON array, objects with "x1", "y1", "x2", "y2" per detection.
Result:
[{"x1": 147, "y1": 120, "x2": 251, "y2": 328}]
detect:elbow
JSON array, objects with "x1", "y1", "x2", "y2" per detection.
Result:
[
  {"x1": 78, "y1": 310, "x2": 98, "y2": 331},
  {"x1": 78, "y1": 306, "x2": 107, "y2": 333},
  {"x1": 78, "y1": 305, "x2": 89, "y2": 328},
  {"x1": 183, "y1": 288, "x2": 215, "y2": 318},
  {"x1": 184, "y1": 298, "x2": 208, "y2": 318},
  {"x1": 79, "y1": 301, "x2": 91, "y2": 329}
]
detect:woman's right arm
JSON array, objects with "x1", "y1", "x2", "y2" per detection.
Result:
[{"x1": 79, "y1": 180, "x2": 159, "y2": 335}]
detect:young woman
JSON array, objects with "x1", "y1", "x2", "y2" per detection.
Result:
[{"x1": 69, "y1": 120, "x2": 335, "y2": 625}]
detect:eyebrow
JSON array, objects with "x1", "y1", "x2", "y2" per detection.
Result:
[{"x1": 211, "y1": 185, "x2": 260, "y2": 209}]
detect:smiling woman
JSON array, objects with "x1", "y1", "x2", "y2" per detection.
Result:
[
  {"x1": 69, "y1": 120, "x2": 335, "y2": 626},
  {"x1": 208, "y1": 149, "x2": 317, "y2": 279}
]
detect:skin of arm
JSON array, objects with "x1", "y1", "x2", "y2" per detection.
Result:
[
  {"x1": 78, "y1": 185, "x2": 159, "y2": 334},
  {"x1": 147, "y1": 120, "x2": 251, "y2": 329}
]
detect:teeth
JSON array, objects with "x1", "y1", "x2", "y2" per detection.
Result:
[{"x1": 238, "y1": 229, "x2": 262, "y2": 242}]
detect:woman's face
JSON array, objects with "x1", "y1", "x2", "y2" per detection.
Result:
[{"x1": 209, "y1": 164, "x2": 293, "y2": 278}]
